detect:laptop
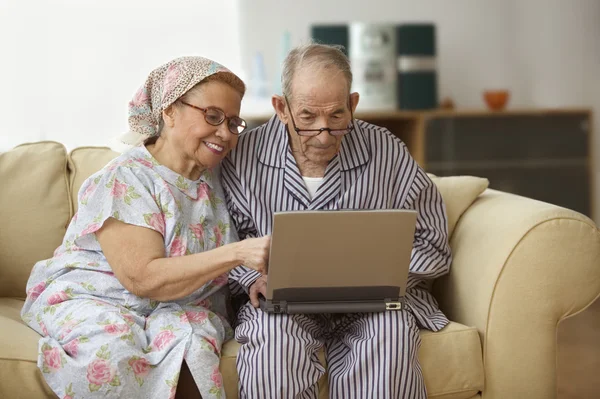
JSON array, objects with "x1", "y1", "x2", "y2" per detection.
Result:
[{"x1": 259, "y1": 209, "x2": 417, "y2": 314}]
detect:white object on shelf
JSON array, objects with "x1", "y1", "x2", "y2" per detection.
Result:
[{"x1": 349, "y1": 23, "x2": 398, "y2": 111}]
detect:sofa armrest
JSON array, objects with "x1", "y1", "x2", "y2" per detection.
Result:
[{"x1": 433, "y1": 189, "x2": 600, "y2": 399}]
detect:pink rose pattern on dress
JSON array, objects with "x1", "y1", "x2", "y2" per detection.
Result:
[
  {"x1": 168, "y1": 236, "x2": 186, "y2": 257},
  {"x1": 184, "y1": 310, "x2": 208, "y2": 324},
  {"x1": 85, "y1": 345, "x2": 120, "y2": 392},
  {"x1": 81, "y1": 223, "x2": 101, "y2": 236},
  {"x1": 39, "y1": 321, "x2": 49, "y2": 336},
  {"x1": 211, "y1": 365, "x2": 222, "y2": 388},
  {"x1": 128, "y1": 356, "x2": 152, "y2": 386},
  {"x1": 80, "y1": 178, "x2": 99, "y2": 205},
  {"x1": 62, "y1": 383, "x2": 75, "y2": 399},
  {"x1": 208, "y1": 365, "x2": 224, "y2": 396},
  {"x1": 58, "y1": 318, "x2": 80, "y2": 340},
  {"x1": 87, "y1": 359, "x2": 115, "y2": 385},
  {"x1": 189, "y1": 222, "x2": 205, "y2": 242},
  {"x1": 151, "y1": 329, "x2": 176, "y2": 351},
  {"x1": 122, "y1": 313, "x2": 135, "y2": 325},
  {"x1": 213, "y1": 226, "x2": 223, "y2": 247},
  {"x1": 135, "y1": 157, "x2": 154, "y2": 169},
  {"x1": 63, "y1": 339, "x2": 80, "y2": 357},
  {"x1": 28, "y1": 280, "x2": 46, "y2": 301},
  {"x1": 196, "y1": 183, "x2": 210, "y2": 201},
  {"x1": 205, "y1": 336, "x2": 220, "y2": 355},
  {"x1": 144, "y1": 213, "x2": 166, "y2": 235},
  {"x1": 110, "y1": 178, "x2": 128, "y2": 199},
  {"x1": 43, "y1": 347, "x2": 63, "y2": 372},
  {"x1": 103, "y1": 323, "x2": 130, "y2": 335},
  {"x1": 22, "y1": 145, "x2": 234, "y2": 398},
  {"x1": 47, "y1": 290, "x2": 70, "y2": 305},
  {"x1": 129, "y1": 357, "x2": 151, "y2": 377}
]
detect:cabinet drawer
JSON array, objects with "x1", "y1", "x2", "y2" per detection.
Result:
[{"x1": 425, "y1": 114, "x2": 589, "y2": 162}]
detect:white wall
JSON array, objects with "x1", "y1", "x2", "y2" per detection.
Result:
[
  {"x1": 237, "y1": 0, "x2": 600, "y2": 222},
  {"x1": 0, "y1": 0, "x2": 242, "y2": 151}
]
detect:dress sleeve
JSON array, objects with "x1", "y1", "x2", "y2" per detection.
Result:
[{"x1": 73, "y1": 165, "x2": 165, "y2": 251}]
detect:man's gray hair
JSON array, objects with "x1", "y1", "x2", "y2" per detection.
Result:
[{"x1": 281, "y1": 42, "x2": 353, "y2": 99}]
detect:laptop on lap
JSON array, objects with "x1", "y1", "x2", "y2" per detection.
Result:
[{"x1": 259, "y1": 209, "x2": 417, "y2": 314}]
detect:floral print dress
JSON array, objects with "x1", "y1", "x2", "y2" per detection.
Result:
[{"x1": 21, "y1": 145, "x2": 237, "y2": 399}]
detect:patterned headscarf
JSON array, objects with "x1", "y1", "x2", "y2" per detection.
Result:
[{"x1": 116, "y1": 56, "x2": 242, "y2": 148}]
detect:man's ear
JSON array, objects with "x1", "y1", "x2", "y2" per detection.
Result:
[
  {"x1": 272, "y1": 95, "x2": 288, "y2": 124},
  {"x1": 349, "y1": 92, "x2": 360, "y2": 114},
  {"x1": 162, "y1": 104, "x2": 177, "y2": 128}
]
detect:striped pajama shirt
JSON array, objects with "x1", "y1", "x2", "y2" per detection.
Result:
[{"x1": 222, "y1": 116, "x2": 452, "y2": 398}]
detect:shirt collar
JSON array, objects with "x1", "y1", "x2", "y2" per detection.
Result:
[
  {"x1": 257, "y1": 116, "x2": 370, "y2": 171},
  {"x1": 133, "y1": 145, "x2": 214, "y2": 199}
]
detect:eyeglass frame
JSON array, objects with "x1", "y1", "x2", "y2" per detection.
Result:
[
  {"x1": 179, "y1": 100, "x2": 247, "y2": 135},
  {"x1": 284, "y1": 95, "x2": 355, "y2": 137}
]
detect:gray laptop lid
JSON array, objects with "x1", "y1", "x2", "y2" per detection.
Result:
[{"x1": 266, "y1": 209, "x2": 417, "y2": 304}]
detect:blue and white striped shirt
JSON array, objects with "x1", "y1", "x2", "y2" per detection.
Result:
[{"x1": 222, "y1": 116, "x2": 452, "y2": 331}]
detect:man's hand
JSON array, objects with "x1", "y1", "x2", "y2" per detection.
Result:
[{"x1": 249, "y1": 275, "x2": 268, "y2": 308}]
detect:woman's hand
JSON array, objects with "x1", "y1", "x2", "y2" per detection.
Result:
[{"x1": 235, "y1": 236, "x2": 270, "y2": 275}]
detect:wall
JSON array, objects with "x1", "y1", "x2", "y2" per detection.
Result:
[
  {"x1": 0, "y1": 0, "x2": 242, "y2": 151},
  {"x1": 237, "y1": 0, "x2": 600, "y2": 222}
]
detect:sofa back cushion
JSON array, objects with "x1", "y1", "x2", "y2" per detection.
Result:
[
  {"x1": 69, "y1": 146, "x2": 119, "y2": 213},
  {"x1": 0, "y1": 142, "x2": 72, "y2": 298},
  {"x1": 429, "y1": 175, "x2": 490, "y2": 237}
]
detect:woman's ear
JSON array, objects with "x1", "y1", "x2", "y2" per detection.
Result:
[
  {"x1": 162, "y1": 104, "x2": 177, "y2": 128},
  {"x1": 272, "y1": 95, "x2": 288, "y2": 124}
]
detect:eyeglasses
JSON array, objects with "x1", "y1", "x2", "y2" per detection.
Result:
[
  {"x1": 285, "y1": 96, "x2": 354, "y2": 137},
  {"x1": 180, "y1": 101, "x2": 247, "y2": 135}
]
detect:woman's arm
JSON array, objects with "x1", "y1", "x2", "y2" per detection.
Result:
[{"x1": 96, "y1": 218, "x2": 269, "y2": 301}]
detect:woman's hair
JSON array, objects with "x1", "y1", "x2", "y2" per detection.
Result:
[
  {"x1": 158, "y1": 71, "x2": 246, "y2": 134},
  {"x1": 282, "y1": 42, "x2": 353, "y2": 99}
]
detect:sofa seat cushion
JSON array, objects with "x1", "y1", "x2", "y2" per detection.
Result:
[
  {"x1": 0, "y1": 142, "x2": 72, "y2": 298},
  {"x1": 0, "y1": 297, "x2": 483, "y2": 399},
  {"x1": 0, "y1": 298, "x2": 55, "y2": 398}
]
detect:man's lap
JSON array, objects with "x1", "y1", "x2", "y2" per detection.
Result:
[{"x1": 235, "y1": 302, "x2": 419, "y2": 342}]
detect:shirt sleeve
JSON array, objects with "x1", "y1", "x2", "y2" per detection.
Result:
[
  {"x1": 73, "y1": 164, "x2": 165, "y2": 251},
  {"x1": 221, "y1": 157, "x2": 262, "y2": 295},
  {"x1": 396, "y1": 160, "x2": 453, "y2": 290}
]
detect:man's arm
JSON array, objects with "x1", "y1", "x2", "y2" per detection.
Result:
[
  {"x1": 397, "y1": 165, "x2": 452, "y2": 289},
  {"x1": 221, "y1": 157, "x2": 264, "y2": 295}
]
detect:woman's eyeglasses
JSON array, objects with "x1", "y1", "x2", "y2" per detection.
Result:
[{"x1": 180, "y1": 101, "x2": 247, "y2": 135}]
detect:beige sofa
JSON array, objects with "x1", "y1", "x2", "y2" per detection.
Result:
[{"x1": 1, "y1": 141, "x2": 599, "y2": 399}]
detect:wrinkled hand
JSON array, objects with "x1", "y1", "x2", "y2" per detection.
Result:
[
  {"x1": 238, "y1": 236, "x2": 270, "y2": 275},
  {"x1": 249, "y1": 275, "x2": 268, "y2": 308}
]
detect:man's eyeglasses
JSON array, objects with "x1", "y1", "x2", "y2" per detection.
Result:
[
  {"x1": 285, "y1": 96, "x2": 354, "y2": 137},
  {"x1": 180, "y1": 101, "x2": 247, "y2": 135}
]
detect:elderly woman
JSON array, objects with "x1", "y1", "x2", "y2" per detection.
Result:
[{"x1": 20, "y1": 56, "x2": 269, "y2": 399}]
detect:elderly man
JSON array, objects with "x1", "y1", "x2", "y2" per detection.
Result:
[{"x1": 221, "y1": 43, "x2": 452, "y2": 398}]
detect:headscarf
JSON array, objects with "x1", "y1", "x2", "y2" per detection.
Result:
[{"x1": 114, "y1": 56, "x2": 242, "y2": 150}]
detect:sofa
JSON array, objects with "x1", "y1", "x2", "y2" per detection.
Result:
[{"x1": 1, "y1": 141, "x2": 599, "y2": 399}]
